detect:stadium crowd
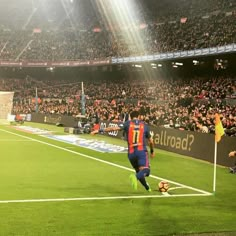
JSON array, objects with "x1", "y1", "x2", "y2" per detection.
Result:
[
  {"x1": 1, "y1": 76, "x2": 235, "y2": 136},
  {"x1": 0, "y1": 0, "x2": 235, "y2": 136},
  {"x1": 0, "y1": 0, "x2": 235, "y2": 61}
]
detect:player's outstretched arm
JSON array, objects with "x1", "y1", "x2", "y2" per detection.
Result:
[
  {"x1": 91, "y1": 126, "x2": 121, "y2": 135},
  {"x1": 148, "y1": 138, "x2": 155, "y2": 158}
]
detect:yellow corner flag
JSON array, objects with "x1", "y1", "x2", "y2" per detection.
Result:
[{"x1": 215, "y1": 113, "x2": 224, "y2": 142}]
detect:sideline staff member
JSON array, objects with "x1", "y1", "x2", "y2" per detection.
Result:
[{"x1": 229, "y1": 150, "x2": 236, "y2": 174}]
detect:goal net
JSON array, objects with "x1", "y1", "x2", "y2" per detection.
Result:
[{"x1": 0, "y1": 91, "x2": 14, "y2": 120}]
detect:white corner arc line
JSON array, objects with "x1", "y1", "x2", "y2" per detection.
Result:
[
  {"x1": 0, "y1": 128, "x2": 212, "y2": 196},
  {"x1": 168, "y1": 186, "x2": 185, "y2": 191},
  {"x1": 148, "y1": 174, "x2": 210, "y2": 195}
]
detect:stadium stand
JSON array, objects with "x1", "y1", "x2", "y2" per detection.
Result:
[
  {"x1": 0, "y1": 75, "x2": 235, "y2": 136},
  {"x1": 0, "y1": 0, "x2": 235, "y2": 60}
]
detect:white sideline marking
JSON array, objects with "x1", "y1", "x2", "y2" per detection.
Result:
[
  {"x1": 0, "y1": 139, "x2": 35, "y2": 142},
  {"x1": 0, "y1": 193, "x2": 212, "y2": 204},
  {"x1": 0, "y1": 128, "x2": 212, "y2": 203},
  {"x1": 64, "y1": 146, "x2": 76, "y2": 149},
  {"x1": 0, "y1": 122, "x2": 9, "y2": 125}
]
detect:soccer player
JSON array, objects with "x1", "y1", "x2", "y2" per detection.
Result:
[
  {"x1": 91, "y1": 110, "x2": 155, "y2": 192},
  {"x1": 229, "y1": 150, "x2": 236, "y2": 174}
]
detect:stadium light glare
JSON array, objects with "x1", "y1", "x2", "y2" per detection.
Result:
[
  {"x1": 193, "y1": 60, "x2": 200, "y2": 65},
  {"x1": 96, "y1": 0, "x2": 147, "y2": 61},
  {"x1": 175, "y1": 62, "x2": 183, "y2": 66},
  {"x1": 46, "y1": 67, "x2": 55, "y2": 72},
  {"x1": 134, "y1": 64, "x2": 142, "y2": 68}
]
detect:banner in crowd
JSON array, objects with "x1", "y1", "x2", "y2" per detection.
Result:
[
  {"x1": 31, "y1": 113, "x2": 77, "y2": 127},
  {"x1": 0, "y1": 44, "x2": 235, "y2": 68},
  {"x1": 180, "y1": 17, "x2": 187, "y2": 23},
  {"x1": 111, "y1": 43, "x2": 236, "y2": 64},
  {"x1": 0, "y1": 59, "x2": 111, "y2": 67}
]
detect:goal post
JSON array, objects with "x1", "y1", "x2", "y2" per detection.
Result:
[{"x1": 0, "y1": 91, "x2": 14, "y2": 120}]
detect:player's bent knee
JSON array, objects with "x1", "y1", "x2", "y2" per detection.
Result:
[
  {"x1": 139, "y1": 166, "x2": 145, "y2": 170},
  {"x1": 137, "y1": 167, "x2": 150, "y2": 179}
]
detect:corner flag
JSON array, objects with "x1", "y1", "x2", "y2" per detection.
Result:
[{"x1": 215, "y1": 113, "x2": 224, "y2": 142}]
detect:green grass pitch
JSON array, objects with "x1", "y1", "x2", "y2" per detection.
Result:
[{"x1": 0, "y1": 122, "x2": 235, "y2": 236}]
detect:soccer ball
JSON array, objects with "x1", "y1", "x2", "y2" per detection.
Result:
[{"x1": 158, "y1": 181, "x2": 169, "y2": 192}]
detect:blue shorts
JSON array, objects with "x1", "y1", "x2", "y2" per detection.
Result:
[{"x1": 128, "y1": 150, "x2": 150, "y2": 171}]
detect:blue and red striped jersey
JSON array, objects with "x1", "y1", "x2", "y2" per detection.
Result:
[{"x1": 123, "y1": 119, "x2": 151, "y2": 153}]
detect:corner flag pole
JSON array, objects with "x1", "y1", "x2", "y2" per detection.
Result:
[
  {"x1": 213, "y1": 113, "x2": 224, "y2": 194},
  {"x1": 213, "y1": 141, "x2": 217, "y2": 193}
]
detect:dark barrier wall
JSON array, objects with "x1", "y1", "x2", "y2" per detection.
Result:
[
  {"x1": 31, "y1": 113, "x2": 76, "y2": 127},
  {"x1": 29, "y1": 114, "x2": 235, "y2": 167},
  {"x1": 100, "y1": 121, "x2": 236, "y2": 167}
]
